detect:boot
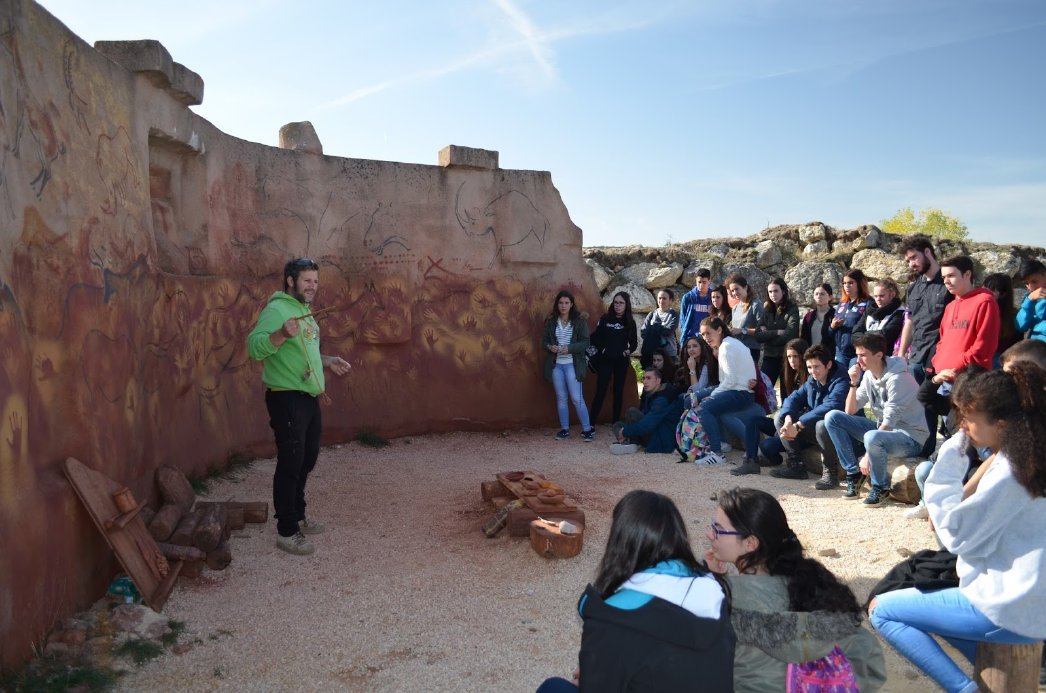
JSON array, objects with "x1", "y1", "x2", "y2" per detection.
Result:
[
  {"x1": 814, "y1": 460, "x2": 839, "y2": 490},
  {"x1": 730, "y1": 458, "x2": 762, "y2": 476},
  {"x1": 770, "y1": 453, "x2": 809, "y2": 480}
]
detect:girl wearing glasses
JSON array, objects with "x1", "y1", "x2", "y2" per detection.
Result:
[
  {"x1": 537, "y1": 490, "x2": 733, "y2": 693},
  {"x1": 869, "y1": 364, "x2": 1046, "y2": 693},
  {"x1": 705, "y1": 488, "x2": 886, "y2": 693}
]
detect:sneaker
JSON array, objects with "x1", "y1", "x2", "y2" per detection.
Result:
[
  {"x1": 610, "y1": 443, "x2": 639, "y2": 455},
  {"x1": 864, "y1": 486, "x2": 890, "y2": 506},
  {"x1": 276, "y1": 531, "x2": 315, "y2": 555},
  {"x1": 814, "y1": 466, "x2": 840, "y2": 491},
  {"x1": 769, "y1": 464, "x2": 809, "y2": 480},
  {"x1": 904, "y1": 504, "x2": 929, "y2": 519},
  {"x1": 554, "y1": 429, "x2": 570, "y2": 440},
  {"x1": 694, "y1": 452, "x2": 725, "y2": 466},
  {"x1": 730, "y1": 459, "x2": 761, "y2": 476},
  {"x1": 582, "y1": 428, "x2": 595, "y2": 442},
  {"x1": 720, "y1": 442, "x2": 733, "y2": 454},
  {"x1": 300, "y1": 518, "x2": 325, "y2": 535},
  {"x1": 844, "y1": 474, "x2": 867, "y2": 499}
]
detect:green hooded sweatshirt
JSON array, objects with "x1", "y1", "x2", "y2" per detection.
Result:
[{"x1": 247, "y1": 292, "x2": 325, "y2": 395}]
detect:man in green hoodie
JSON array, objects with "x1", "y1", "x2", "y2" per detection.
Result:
[{"x1": 247, "y1": 258, "x2": 351, "y2": 556}]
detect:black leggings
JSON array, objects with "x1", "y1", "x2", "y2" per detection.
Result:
[{"x1": 590, "y1": 357, "x2": 631, "y2": 424}]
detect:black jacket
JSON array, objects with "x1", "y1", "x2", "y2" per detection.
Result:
[
  {"x1": 801, "y1": 306, "x2": 836, "y2": 353},
  {"x1": 577, "y1": 584, "x2": 735, "y2": 692},
  {"x1": 592, "y1": 313, "x2": 638, "y2": 361},
  {"x1": 852, "y1": 297, "x2": 905, "y2": 355}
]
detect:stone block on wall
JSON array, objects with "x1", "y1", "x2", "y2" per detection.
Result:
[
  {"x1": 95, "y1": 39, "x2": 174, "y2": 88},
  {"x1": 278, "y1": 121, "x2": 323, "y2": 155},
  {"x1": 438, "y1": 145, "x2": 499, "y2": 170}
]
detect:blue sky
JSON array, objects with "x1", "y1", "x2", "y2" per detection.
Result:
[{"x1": 40, "y1": 0, "x2": 1046, "y2": 247}]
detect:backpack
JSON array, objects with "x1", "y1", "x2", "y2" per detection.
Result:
[{"x1": 786, "y1": 645, "x2": 859, "y2": 692}]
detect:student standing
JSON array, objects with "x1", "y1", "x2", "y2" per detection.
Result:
[
  {"x1": 542, "y1": 290, "x2": 595, "y2": 442},
  {"x1": 589, "y1": 292, "x2": 637, "y2": 424}
]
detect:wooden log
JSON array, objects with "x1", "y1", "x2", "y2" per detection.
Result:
[
  {"x1": 179, "y1": 560, "x2": 203, "y2": 579},
  {"x1": 226, "y1": 506, "x2": 245, "y2": 531},
  {"x1": 139, "y1": 505, "x2": 155, "y2": 527},
  {"x1": 491, "y1": 496, "x2": 513, "y2": 510},
  {"x1": 169, "y1": 510, "x2": 201, "y2": 546},
  {"x1": 529, "y1": 519, "x2": 584, "y2": 558},
  {"x1": 481, "y1": 480, "x2": 510, "y2": 501},
  {"x1": 507, "y1": 508, "x2": 585, "y2": 537},
  {"x1": 148, "y1": 503, "x2": 184, "y2": 543},
  {"x1": 975, "y1": 641, "x2": 1043, "y2": 692},
  {"x1": 242, "y1": 501, "x2": 268, "y2": 524},
  {"x1": 205, "y1": 541, "x2": 232, "y2": 571},
  {"x1": 155, "y1": 466, "x2": 196, "y2": 513},
  {"x1": 192, "y1": 503, "x2": 227, "y2": 552},
  {"x1": 156, "y1": 542, "x2": 205, "y2": 562}
]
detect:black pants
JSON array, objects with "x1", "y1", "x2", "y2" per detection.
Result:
[
  {"x1": 590, "y1": 357, "x2": 630, "y2": 424},
  {"x1": 265, "y1": 390, "x2": 322, "y2": 537},
  {"x1": 761, "y1": 355, "x2": 782, "y2": 389}
]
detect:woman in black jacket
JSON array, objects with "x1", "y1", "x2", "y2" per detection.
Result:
[
  {"x1": 755, "y1": 277, "x2": 800, "y2": 387},
  {"x1": 852, "y1": 277, "x2": 905, "y2": 356},
  {"x1": 590, "y1": 292, "x2": 638, "y2": 424}
]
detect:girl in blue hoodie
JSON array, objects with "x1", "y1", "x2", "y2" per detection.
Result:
[{"x1": 537, "y1": 490, "x2": 734, "y2": 693}]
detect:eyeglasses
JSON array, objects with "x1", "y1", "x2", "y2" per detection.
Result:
[{"x1": 710, "y1": 521, "x2": 743, "y2": 540}]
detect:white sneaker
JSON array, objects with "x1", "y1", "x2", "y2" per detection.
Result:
[
  {"x1": 300, "y1": 518, "x2": 326, "y2": 535},
  {"x1": 276, "y1": 531, "x2": 315, "y2": 555},
  {"x1": 694, "y1": 452, "x2": 725, "y2": 466},
  {"x1": 720, "y1": 443, "x2": 733, "y2": 454},
  {"x1": 904, "y1": 504, "x2": 929, "y2": 520}
]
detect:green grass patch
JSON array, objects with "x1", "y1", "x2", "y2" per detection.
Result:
[
  {"x1": 355, "y1": 431, "x2": 390, "y2": 448},
  {"x1": 160, "y1": 620, "x2": 186, "y2": 647},
  {"x1": 114, "y1": 639, "x2": 164, "y2": 666},
  {"x1": 190, "y1": 451, "x2": 257, "y2": 494},
  {"x1": 0, "y1": 655, "x2": 121, "y2": 692}
]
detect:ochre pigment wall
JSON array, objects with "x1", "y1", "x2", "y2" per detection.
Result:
[{"x1": 0, "y1": 0, "x2": 604, "y2": 665}]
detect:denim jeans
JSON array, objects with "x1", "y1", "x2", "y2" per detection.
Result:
[
  {"x1": 744, "y1": 415, "x2": 777, "y2": 459},
  {"x1": 536, "y1": 677, "x2": 578, "y2": 693},
  {"x1": 823, "y1": 410, "x2": 922, "y2": 487},
  {"x1": 914, "y1": 459, "x2": 934, "y2": 505},
  {"x1": 719, "y1": 402, "x2": 766, "y2": 452},
  {"x1": 697, "y1": 390, "x2": 754, "y2": 453},
  {"x1": 871, "y1": 587, "x2": 1038, "y2": 693},
  {"x1": 552, "y1": 362, "x2": 591, "y2": 431}
]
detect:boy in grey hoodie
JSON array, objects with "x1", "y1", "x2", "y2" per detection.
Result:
[{"x1": 824, "y1": 333, "x2": 930, "y2": 505}]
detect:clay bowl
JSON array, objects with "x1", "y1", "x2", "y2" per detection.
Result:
[{"x1": 504, "y1": 471, "x2": 525, "y2": 482}]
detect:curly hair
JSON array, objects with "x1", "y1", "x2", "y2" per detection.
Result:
[
  {"x1": 717, "y1": 488, "x2": 861, "y2": 618},
  {"x1": 952, "y1": 363, "x2": 1046, "y2": 497}
]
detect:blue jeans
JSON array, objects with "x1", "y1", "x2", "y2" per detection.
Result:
[
  {"x1": 824, "y1": 410, "x2": 922, "y2": 487},
  {"x1": 697, "y1": 390, "x2": 754, "y2": 453},
  {"x1": 552, "y1": 362, "x2": 591, "y2": 431},
  {"x1": 536, "y1": 677, "x2": 578, "y2": 693},
  {"x1": 914, "y1": 459, "x2": 934, "y2": 505},
  {"x1": 744, "y1": 415, "x2": 777, "y2": 459},
  {"x1": 871, "y1": 587, "x2": 1038, "y2": 693},
  {"x1": 719, "y1": 402, "x2": 766, "y2": 451}
]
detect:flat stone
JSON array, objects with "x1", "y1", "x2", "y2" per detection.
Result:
[
  {"x1": 645, "y1": 262, "x2": 684, "y2": 289},
  {"x1": 438, "y1": 145, "x2": 498, "y2": 170},
  {"x1": 278, "y1": 121, "x2": 323, "y2": 155},
  {"x1": 817, "y1": 548, "x2": 839, "y2": 558},
  {"x1": 803, "y1": 240, "x2": 829, "y2": 256}
]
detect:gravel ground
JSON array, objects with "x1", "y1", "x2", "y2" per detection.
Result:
[{"x1": 116, "y1": 427, "x2": 958, "y2": 692}]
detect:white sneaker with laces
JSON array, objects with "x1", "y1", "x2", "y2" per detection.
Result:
[
  {"x1": 300, "y1": 518, "x2": 326, "y2": 535},
  {"x1": 694, "y1": 452, "x2": 725, "y2": 466},
  {"x1": 904, "y1": 504, "x2": 929, "y2": 520},
  {"x1": 276, "y1": 531, "x2": 315, "y2": 555}
]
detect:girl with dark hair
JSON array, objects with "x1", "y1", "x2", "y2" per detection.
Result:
[
  {"x1": 801, "y1": 283, "x2": 836, "y2": 351},
  {"x1": 642, "y1": 289, "x2": 680, "y2": 362},
  {"x1": 708, "y1": 284, "x2": 730, "y2": 321},
  {"x1": 542, "y1": 290, "x2": 595, "y2": 441},
  {"x1": 692, "y1": 316, "x2": 757, "y2": 465},
  {"x1": 651, "y1": 348, "x2": 676, "y2": 384},
  {"x1": 831, "y1": 269, "x2": 873, "y2": 367},
  {"x1": 674, "y1": 336, "x2": 719, "y2": 464},
  {"x1": 676, "y1": 335, "x2": 718, "y2": 394},
  {"x1": 537, "y1": 490, "x2": 734, "y2": 693},
  {"x1": 589, "y1": 292, "x2": 638, "y2": 424},
  {"x1": 727, "y1": 274, "x2": 763, "y2": 362},
  {"x1": 755, "y1": 277, "x2": 800, "y2": 387},
  {"x1": 869, "y1": 364, "x2": 1046, "y2": 693},
  {"x1": 983, "y1": 272, "x2": 1020, "y2": 365},
  {"x1": 780, "y1": 338, "x2": 810, "y2": 399},
  {"x1": 706, "y1": 487, "x2": 886, "y2": 693}
]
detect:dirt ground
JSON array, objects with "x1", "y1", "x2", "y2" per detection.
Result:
[{"x1": 114, "y1": 428, "x2": 991, "y2": 692}]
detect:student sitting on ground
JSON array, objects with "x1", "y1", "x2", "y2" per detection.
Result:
[
  {"x1": 612, "y1": 367, "x2": 681, "y2": 454},
  {"x1": 756, "y1": 344, "x2": 847, "y2": 481},
  {"x1": 1016, "y1": 258, "x2": 1046, "y2": 343},
  {"x1": 869, "y1": 364, "x2": 1046, "y2": 693},
  {"x1": 537, "y1": 490, "x2": 734, "y2": 693},
  {"x1": 823, "y1": 333, "x2": 930, "y2": 504},
  {"x1": 705, "y1": 487, "x2": 886, "y2": 693}
]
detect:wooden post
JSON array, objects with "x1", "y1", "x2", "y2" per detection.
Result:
[{"x1": 974, "y1": 641, "x2": 1043, "y2": 692}]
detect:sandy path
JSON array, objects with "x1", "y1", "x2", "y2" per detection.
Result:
[{"x1": 116, "y1": 428, "x2": 958, "y2": 692}]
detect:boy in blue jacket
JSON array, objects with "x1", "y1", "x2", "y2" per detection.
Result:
[{"x1": 613, "y1": 368, "x2": 682, "y2": 454}]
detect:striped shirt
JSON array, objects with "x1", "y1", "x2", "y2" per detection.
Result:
[{"x1": 555, "y1": 320, "x2": 574, "y2": 365}]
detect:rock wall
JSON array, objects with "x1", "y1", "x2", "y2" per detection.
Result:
[{"x1": 0, "y1": 0, "x2": 600, "y2": 666}]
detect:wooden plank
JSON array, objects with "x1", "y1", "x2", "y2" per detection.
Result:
[
  {"x1": 63, "y1": 458, "x2": 174, "y2": 611},
  {"x1": 975, "y1": 642, "x2": 1043, "y2": 692},
  {"x1": 103, "y1": 503, "x2": 145, "y2": 531},
  {"x1": 495, "y1": 471, "x2": 577, "y2": 511}
]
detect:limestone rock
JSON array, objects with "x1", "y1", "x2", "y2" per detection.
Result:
[
  {"x1": 785, "y1": 262, "x2": 844, "y2": 304},
  {"x1": 618, "y1": 263, "x2": 656, "y2": 287},
  {"x1": 716, "y1": 264, "x2": 771, "y2": 301},
  {"x1": 646, "y1": 262, "x2": 684, "y2": 289},
  {"x1": 278, "y1": 121, "x2": 323, "y2": 155},
  {"x1": 857, "y1": 225, "x2": 883, "y2": 249},
  {"x1": 585, "y1": 259, "x2": 612, "y2": 292},
  {"x1": 682, "y1": 259, "x2": 718, "y2": 286},
  {"x1": 803, "y1": 241, "x2": 829, "y2": 256},
  {"x1": 709, "y1": 244, "x2": 731, "y2": 258},
  {"x1": 605, "y1": 283, "x2": 656, "y2": 313},
  {"x1": 890, "y1": 460, "x2": 922, "y2": 505},
  {"x1": 754, "y1": 240, "x2": 782, "y2": 269},
  {"x1": 799, "y1": 223, "x2": 827, "y2": 244},
  {"x1": 851, "y1": 249, "x2": 910, "y2": 285},
  {"x1": 971, "y1": 251, "x2": 1019, "y2": 279}
]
